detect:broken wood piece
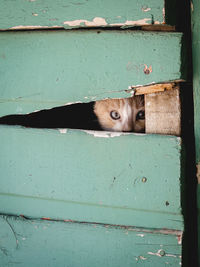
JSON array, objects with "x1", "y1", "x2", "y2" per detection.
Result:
[
  {"x1": 132, "y1": 82, "x2": 178, "y2": 95},
  {"x1": 145, "y1": 84, "x2": 181, "y2": 136}
]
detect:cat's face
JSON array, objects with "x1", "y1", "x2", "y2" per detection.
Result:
[{"x1": 94, "y1": 96, "x2": 145, "y2": 132}]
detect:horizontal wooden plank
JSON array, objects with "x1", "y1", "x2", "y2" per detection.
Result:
[
  {"x1": 0, "y1": 126, "x2": 183, "y2": 230},
  {"x1": 131, "y1": 82, "x2": 179, "y2": 95},
  {"x1": 0, "y1": 30, "x2": 183, "y2": 115},
  {"x1": 0, "y1": 0, "x2": 174, "y2": 30},
  {"x1": 0, "y1": 215, "x2": 182, "y2": 267}
]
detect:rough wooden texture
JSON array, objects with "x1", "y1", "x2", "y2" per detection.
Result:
[
  {"x1": 191, "y1": 0, "x2": 200, "y2": 264},
  {"x1": 0, "y1": 30, "x2": 183, "y2": 116},
  {"x1": 131, "y1": 82, "x2": 179, "y2": 95},
  {"x1": 0, "y1": 215, "x2": 182, "y2": 267},
  {"x1": 145, "y1": 86, "x2": 181, "y2": 136},
  {"x1": 0, "y1": 126, "x2": 183, "y2": 230},
  {"x1": 191, "y1": 0, "x2": 200, "y2": 170},
  {"x1": 0, "y1": 0, "x2": 175, "y2": 30}
]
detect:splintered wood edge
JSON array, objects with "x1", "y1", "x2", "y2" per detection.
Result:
[
  {"x1": 131, "y1": 82, "x2": 182, "y2": 96},
  {"x1": 141, "y1": 25, "x2": 176, "y2": 32}
]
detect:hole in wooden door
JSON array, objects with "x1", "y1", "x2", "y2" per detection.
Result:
[{"x1": 0, "y1": 95, "x2": 145, "y2": 133}]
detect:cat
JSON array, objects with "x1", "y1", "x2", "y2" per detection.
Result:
[
  {"x1": 0, "y1": 96, "x2": 145, "y2": 132},
  {"x1": 94, "y1": 96, "x2": 145, "y2": 132}
]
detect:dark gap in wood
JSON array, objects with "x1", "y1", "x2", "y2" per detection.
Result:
[
  {"x1": 175, "y1": 0, "x2": 198, "y2": 264},
  {"x1": 0, "y1": 96, "x2": 145, "y2": 133},
  {"x1": 0, "y1": 101, "x2": 102, "y2": 131},
  {"x1": 0, "y1": 25, "x2": 175, "y2": 33},
  {"x1": 0, "y1": 213, "x2": 183, "y2": 236}
]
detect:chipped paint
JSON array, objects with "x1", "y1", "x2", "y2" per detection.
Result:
[
  {"x1": 59, "y1": 129, "x2": 67, "y2": 134},
  {"x1": 177, "y1": 233, "x2": 182, "y2": 244},
  {"x1": 139, "y1": 256, "x2": 147, "y2": 260},
  {"x1": 63, "y1": 17, "x2": 154, "y2": 27},
  {"x1": 162, "y1": 8, "x2": 165, "y2": 23},
  {"x1": 142, "y1": 7, "x2": 151, "y2": 12},
  {"x1": 83, "y1": 130, "x2": 129, "y2": 138},
  {"x1": 63, "y1": 17, "x2": 107, "y2": 27},
  {"x1": 191, "y1": 1, "x2": 194, "y2": 12},
  {"x1": 196, "y1": 161, "x2": 200, "y2": 184},
  {"x1": 83, "y1": 130, "x2": 145, "y2": 138},
  {"x1": 9, "y1": 25, "x2": 61, "y2": 30},
  {"x1": 110, "y1": 18, "x2": 152, "y2": 26},
  {"x1": 137, "y1": 234, "x2": 145, "y2": 237},
  {"x1": 148, "y1": 249, "x2": 180, "y2": 258}
]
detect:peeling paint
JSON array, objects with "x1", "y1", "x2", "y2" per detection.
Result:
[
  {"x1": 63, "y1": 17, "x2": 154, "y2": 27},
  {"x1": 110, "y1": 18, "x2": 152, "y2": 26},
  {"x1": 83, "y1": 130, "x2": 131, "y2": 138},
  {"x1": 139, "y1": 256, "x2": 147, "y2": 260},
  {"x1": 148, "y1": 250, "x2": 164, "y2": 257},
  {"x1": 162, "y1": 8, "x2": 165, "y2": 23},
  {"x1": 177, "y1": 233, "x2": 182, "y2": 244},
  {"x1": 83, "y1": 130, "x2": 145, "y2": 138},
  {"x1": 63, "y1": 17, "x2": 107, "y2": 27},
  {"x1": 59, "y1": 129, "x2": 67, "y2": 134},
  {"x1": 191, "y1": 1, "x2": 194, "y2": 12},
  {"x1": 148, "y1": 249, "x2": 180, "y2": 258},
  {"x1": 196, "y1": 161, "x2": 200, "y2": 184},
  {"x1": 9, "y1": 25, "x2": 61, "y2": 30},
  {"x1": 165, "y1": 253, "x2": 177, "y2": 258},
  {"x1": 137, "y1": 234, "x2": 145, "y2": 237},
  {"x1": 142, "y1": 7, "x2": 151, "y2": 12}
]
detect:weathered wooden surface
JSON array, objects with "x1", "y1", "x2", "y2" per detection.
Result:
[
  {"x1": 191, "y1": 0, "x2": 200, "y2": 173},
  {"x1": 145, "y1": 86, "x2": 181, "y2": 136},
  {"x1": 191, "y1": 0, "x2": 200, "y2": 265},
  {"x1": 0, "y1": 126, "x2": 183, "y2": 230},
  {"x1": 132, "y1": 82, "x2": 178, "y2": 95},
  {"x1": 0, "y1": 30, "x2": 183, "y2": 115},
  {"x1": 0, "y1": 0, "x2": 175, "y2": 30},
  {"x1": 0, "y1": 215, "x2": 182, "y2": 267}
]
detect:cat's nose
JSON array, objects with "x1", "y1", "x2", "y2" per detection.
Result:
[{"x1": 122, "y1": 126, "x2": 133, "y2": 132}]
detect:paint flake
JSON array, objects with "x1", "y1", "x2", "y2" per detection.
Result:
[
  {"x1": 83, "y1": 130, "x2": 130, "y2": 138},
  {"x1": 10, "y1": 25, "x2": 61, "y2": 30},
  {"x1": 63, "y1": 17, "x2": 107, "y2": 27},
  {"x1": 137, "y1": 234, "x2": 145, "y2": 237},
  {"x1": 59, "y1": 129, "x2": 67, "y2": 134}
]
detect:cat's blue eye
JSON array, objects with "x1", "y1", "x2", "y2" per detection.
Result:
[
  {"x1": 110, "y1": 110, "x2": 120, "y2": 120},
  {"x1": 136, "y1": 110, "x2": 145, "y2": 120}
]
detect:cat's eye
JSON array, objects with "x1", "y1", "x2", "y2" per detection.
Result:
[
  {"x1": 136, "y1": 110, "x2": 145, "y2": 120},
  {"x1": 110, "y1": 110, "x2": 121, "y2": 120}
]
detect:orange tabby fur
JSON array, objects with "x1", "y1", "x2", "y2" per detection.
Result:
[{"x1": 94, "y1": 96, "x2": 145, "y2": 132}]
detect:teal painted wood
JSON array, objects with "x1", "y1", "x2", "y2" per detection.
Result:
[
  {"x1": 191, "y1": 0, "x2": 200, "y2": 264},
  {"x1": 191, "y1": 0, "x2": 200, "y2": 164},
  {"x1": 0, "y1": 126, "x2": 183, "y2": 230},
  {"x1": 0, "y1": 0, "x2": 173, "y2": 30},
  {"x1": 0, "y1": 215, "x2": 182, "y2": 267},
  {"x1": 0, "y1": 30, "x2": 183, "y2": 116}
]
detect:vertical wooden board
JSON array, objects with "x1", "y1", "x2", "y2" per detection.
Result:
[
  {"x1": 191, "y1": 0, "x2": 200, "y2": 166},
  {"x1": 0, "y1": 0, "x2": 172, "y2": 30},
  {"x1": 0, "y1": 215, "x2": 182, "y2": 267},
  {"x1": 145, "y1": 86, "x2": 181, "y2": 136},
  {"x1": 0, "y1": 30, "x2": 183, "y2": 115},
  {"x1": 0, "y1": 126, "x2": 183, "y2": 230},
  {"x1": 191, "y1": 0, "x2": 200, "y2": 264}
]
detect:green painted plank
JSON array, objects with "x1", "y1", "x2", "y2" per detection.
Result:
[
  {"x1": 0, "y1": 30, "x2": 183, "y2": 115},
  {"x1": 191, "y1": 0, "x2": 200, "y2": 265},
  {"x1": 191, "y1": 0, "x2": 200, "y2": 164},
  {"x1": 0, "y1": 215, "x2": 182, "y2": 267},
  {"x1": 0, "y1": 0, "x2": 172, "y2": 30},
  {"x1": 0, "y1": 126, "x2": 183, "y2": 230}
]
